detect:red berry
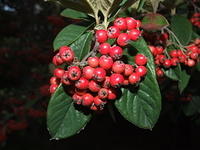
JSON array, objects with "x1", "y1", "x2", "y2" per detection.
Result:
[
  {"x1": 169, "y1": 50, "x2": 178, "y2": 58},
  {"x1": 107, "y1": 26, "x2": 120, "y2": 39},
  {"x1": 189, "y1": 52, "x2": 198, "y2": 60},
  {"x1": 125, "y1": 17, "x2": 137, "y2": 30},
  {"x1": 94, "y1": 96, "x2": 106, "y2": 106},
  {"x1": 163, "y1": 59, "x2": 171, "y2": 68},
  {"x1": 99, "y1": 43, "x2": 111, "y2": 55},
  {"x1": 112, "y1": 60, "x2": 125, "y2": 73},
  {"x1": 75, "y1": 88, "x2": 87, "y2": 96},
  {"x1": 98, "y1": 88, "x2": 109, "y2": 99},
  {"x1": 87, "y1": 56, "x2": 99, "y2": 68},
  {"x1": 135, "y1": 66, "x2": 147, "y2": 77},
  {"x1": 96, "y1": 30, "x2": 108, "y2": 43},
  {"x1": 156, "y1": 46, "x2": 164, "y2": 55},
  {"x1": 102, "y1": 76, "x2": 111, "y2": 88},
  {"x1": 82, "y1": 66, "x2": 94, "y2": 80},
  {"x1": 59, "y1": 46, "x2": 74, "y2": 63},
  {"x1": 117, "y1": 33, "x2": 130, "y2": 46},
  {"x1": 52, "y1": 53, "x2": 63, "y2": 66},
  {"x1": 107, "y1": 88, "x2": 117, "y2": 100},
  {"x1": 68, "y1": 66, "x2": 81, "y2": 81},
  {"x1": 148, "y1": 45, "x2": 158, "y2": 56},
  {"x1": 49, "y1": 84, "x2": 58, "y2": 94},
  {"x1": 61, "y1": 71, "x2": 72, "y2": 85},
  {"x1": 128, "y1": 73, "x2": 140, "y2": 84},
  {"x1": 50, "y1": 76, "x2": 59, "y2": 85},
  {"x1": 178, "y1": 54, "x2": 187, "y2": 63},
  {"x1": 157, "y1": 55, "x2": 166, "y2": 64},
  {"x1": 135, "y1": 54, "x2": 147, "y2": 66},
  {"x1": 124, "y1": 64, "x2": 134, "y2": 76},
  {"x1": 136, "y1": 20, "x2": 141, "y2": 28},
  {"x1": 114, "y1": 17, "x2": 127, "y2": 30},
  {"x1": 82, "y1": 93, "x2": 94, "y2": 106},
  {"x1": 128, "y1": 29, "x2": 141, "y2": 40},
  {"x1": 156, "y1": 67, "x2": 164, "y2": 77},
  {"x1": 99, "y1": 55, "x2": 113, "y2": 70},
  {"x1": 90, "y1": 104, "x2": 99, "y2": 111},
  {"x1": 109, "y1": 46, "x2": 123, "y2": 60},
  {"x1": 110, "y1": 73, "x2": 124, "y2": 87},
  {"x1": 53, "y1": 68, "x2": 65, "y2": 78},
  {"x1": 186, "y1": 59, "x2": 196, "y2": 67},
  {"x1": 170, "y1": 57, "x2": 179, "y2": 66},
  {"x1": 93, "y1": 67, "x2": 106, "y2": 82},
  {"x1": 72, "y1": 93, "x2": 82, "y2": 105},
  {"x1": 75, "y1": 77, "x2": 89, "y2": 90},
  {"x1": 88, "y1": 80, "x2": 101, "y2": 92}
]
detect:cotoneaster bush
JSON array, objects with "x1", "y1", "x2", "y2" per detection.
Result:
[{"x1": 47, "y1": 0, "x2": 200, "y2": 140}]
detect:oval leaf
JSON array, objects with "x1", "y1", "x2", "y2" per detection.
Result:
[
  {"x1": 115, "y1": 38, "x2": 161, "y2": 129},
  {"x1": 53, "y1": 24, "x2": 88, "y2": 50},
  {"x1": 47, "y1": 85, "x2": 91, "y2": 139},
  {"x1": 171, "y1": 15, "x2": 192, "y2": 46},
  {"x1": 70, "y1": 32, "x2": 93, "y2": 60},
  {"x1": 141, "y1": 13, "x2": 169, "y2": 31},
  {"x1": 61, "y1": 8, "x2": 88, "y2": 20}
]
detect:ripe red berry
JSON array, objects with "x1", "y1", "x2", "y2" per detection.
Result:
[
  {"x1": 124, "y1": 64, "x2": 134, "y2": 76},
  {"x1": 125, "y1": 17, "x2": 137, "y2": 30},
  {"x1": 128, "y1": 29, "x2": 141, "y2": 40},
  {"x1": 98, "y1": 88, "x2": 109, "y2": 99},
  {"x1": 72, "y1": 93, "x2": 82, "y2": 105},
  {"x1": 87, "y1": 56, "x2": 99, "y2": 68},
  {"x1": 110, "y1": 73, "x2": 124, "y2": 87},
  {"x1": 93, "y1": 67, "x2": 106, "y2": 82},
  {"x1": 50, "y1": 76, "x2": 59, "y2": 85},
  {"x1": 99, "y1": 55, "x2": 113, "y2": 70},
  {"x1": 156, "y1": 54, "x2": 166, "y2": 64},
  {"x1": 189, "y1": 52, "x2": 198, "y2": 60},
  {"x1": 114, "y1": 17, "x2": 127, "y2": 30},
  {"x1": 156, "y1": 67, "x2": 164, "y2": 77},
  {"x1": 135, "y1": 54, "x2": 147, "y2": 66},
  {"x1": 148, "y1": 45, "x2": 158, "y2": 56},
  {"x1": 178, "y1": 54, "x2": 187, "y2": 63},
  {"x1": 156, "y1": 46, "x2": 164, "y2": 55},
  {"x1": 117, "y1": 33, "x2": 130, "y2": 46},
  {"x1": 169, "y1": 50, "x2": 178, "y2": 58},
  {"x1": 61, "y1": 71, "x2": 72, "y2": 85},
  {"x1": 128, "y1": 73, "x2": 140, "y2": 84},
  {"x1": 170, "y1": 57, "x2": 179, "y2": 66},
  {"x1": 109, "y1": 46, "x2": 123, "y2": 60},
  {"x1": 94, "y1": 96, "x2": 106, "y2": 106},
  {"x1": 59, "y1": 46, "x2": 74, "y2": 63},
  {"x1": 53, "y1": 68, "x2": 65, "y2": 78},
  {"x1": 107, "y1": 26, "x2": 120, "y2": 39},
  {"x1": 112, "y1": 60, "x2": 125, "y2": 73},
  {"x1": 52, "y1": 53, "x2": 64, "y2": 66},
  {"x1": 88, "y1": 80, "x2": 101, "y2": 92},
  {"x1": 99, "y1": 43, "x2": 111, "y2": 55},
  {"x1": 135, "y1": 66, "x2": 147, "y2": 77},
  {"x1": 102, "y1": 76, "x2": 110, "y2": 88},
  {"x1": 82, "y1": 66, "x2": 94, "y2": 80},
  {"x1": 75, "y1": 77, "x2": 89, "y2": 90},
  {"x1": 163, "y1": 59, "x2": 172, "y2": 68},
  {"x1": 96, "y1": 30, "x2": 108, "y2": 43},
  {"x1": 68, "y1": 66, "x2": 81, "y2": 81},
  {"x1": 186, "y1": 59, "x2": 196, "y2": 67},
  {"x1": 136, "y1": 20, "x2": 141, "y2": 28},
  {"x1": 107, "y1": 88, "x2": 117, "y2": 100},
  {"x1": 49, "y1": 84, "x2": 58, "y2": 94},
  {"x1": 82, "y1": 93, "x2": 94, "y2": 106}
]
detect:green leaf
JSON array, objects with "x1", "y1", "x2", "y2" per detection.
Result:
[
  {"x1": 53, "y1": 24, "x2": 88, "y2": 50},
  {"x1": 178, "y1": 69, "x2": 190, "y2": 93},
  {"x1": 191, "y1": 31, "x2": 200, "y2": 40},
  {"x1": 115, "y1": 38, "x2": 161, "y2": 129},
  {"x1": 171, "y1": 15, "x2": 192, "y2": 46},
  {"x1": 182, "y1": 96, "x2": 200, "y2": 116},
  {"x1": 141, "y1": 13, "x2": 169, "y2": 31},
  {"x1": 52, "y1": 0, "x2": 93, "y2": 14},
  {"x1": 164, "y1": 66, "x2": 181, "y2": 81},
  {"x1": 70, "y1": 32, "x2": 93, "y2": 60},
  {"x1": 47, "y1": 85, "x2": 91, "y2": 139},
  {"x1": 61, "y1": 8, "x2": 88, "y2": 20}
]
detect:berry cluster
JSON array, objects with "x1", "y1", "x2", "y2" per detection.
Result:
[
  {"x1": 49, "y1": 17, "x2": 148, "y2": 111},
  {"x1": 190, "y1": 13, "x2": 200, "y2": 28},
  {"x1": 148, "y1": 42, "x2": 200, "y2": 77}
]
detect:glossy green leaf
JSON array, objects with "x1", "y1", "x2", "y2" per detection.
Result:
[
  {"x1": 141, "y1": 13, "x2": 169, "y2": 31},
  {"x1": 164, "y1": 66, "x2": 180, "y2": 81},
  {"x1": 61, "y1": 8, "x2": 88, "y2": 19},
  {"x1": 70, "y1": 32, "x2": 93, "y2": 60},
  {"x1": 171, "y1": 15, "x2": 192, "y2": 46},
  {"x1": 115, "y1": 38, "x2": 161, "y2": 129},
  {"x1": 53, "y1": 24, "x2": 88, "y2": 50},
  {"x1": 182, "y1": 96, "x2": 200, "y2": 116},
  {"x1": 47, "y1": 85, "x2": 91, "y2": 139},
  {"x1": 178, "y1": 69, "x2": 190, "y2": 93}
]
